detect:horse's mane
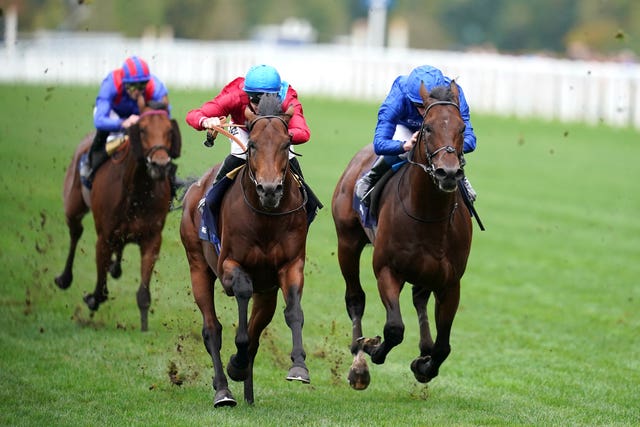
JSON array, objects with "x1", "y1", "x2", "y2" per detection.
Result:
[
  {"x1": 429, "y1": 85, "x2": 456, "y2": 103},
  {"x1": 257, "y1": 93, "x2": 283, "y2": 116}
]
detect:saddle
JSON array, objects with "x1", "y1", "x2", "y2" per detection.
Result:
[{"x1": 79, "y1": 135, "x2": 129, "y2": 189}]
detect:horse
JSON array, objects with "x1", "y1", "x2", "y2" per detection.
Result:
[
  {"x1": 54, "y1": 97, "x2": 182, "y2": 332},
  {"x1": 179, "y1": 94, "x2": 310, "y2": 407},
  {"x1": 331, "y1": 81, "x2": 473, "y2": 390}
]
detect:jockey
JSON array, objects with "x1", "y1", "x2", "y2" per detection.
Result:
[
  {"x1": 186, "y1": 64, "x2": 311, "y2": 181},
  {"x1": 81, "y1": 56, "x2": 182, "y2": 197},
  {"x1": 185, "y1": 64, "x2": 322, "y2": 214},
  {"x1": 355, "y1": 64, "x2": 478, "y2": 206}
]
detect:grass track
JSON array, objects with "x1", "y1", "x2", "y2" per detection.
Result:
[{"x1": 0, "y1": 84, "x2": 638, "y2": 426}]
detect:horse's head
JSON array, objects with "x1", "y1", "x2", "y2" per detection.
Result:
[
  {"x1": 415, "y1": 81, "x2": 466, "y2": 193},
  {"x1": 243, "y1": 94, "x2": 295, "y2": 210},
  {"x1": 128, "y1": 100, "x2": 181, "y2": 180}
]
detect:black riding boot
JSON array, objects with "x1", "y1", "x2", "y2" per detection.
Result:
[
  {"x1": 289, "y1": 157, "x2": 324, "y2": 218},
  {"x1": 355, "y1": 157, "x2": 391, "y2": 206},
  {"x1": 82, "y1": 130, "x2": 109, "y2": 180},
  {"x1": 214, "y1": 154, "x2": 245, "y2": 183}
]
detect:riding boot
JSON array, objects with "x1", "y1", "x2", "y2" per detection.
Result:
[
  {"x1": 82, "y1": 130, "x2": 109, "y2": 181},
  {"x1": 289, "y1": 157, "x2": 324, "y2": 218},
  {"x1": 355, "y1": 156, "x2": 391, "y2": 206},
  {"x1": 214, "y1": 154, "x2": 245, "y2": 183}
]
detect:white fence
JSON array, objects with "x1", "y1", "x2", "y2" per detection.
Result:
[{"x1": 2, "y1": 32, "x2": 639, "y2": 129}]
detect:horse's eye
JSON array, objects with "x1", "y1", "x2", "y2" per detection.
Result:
[
  {"x1": 459, "y1": 125, "x2": 466, "y2": 135},
  {"x1": 424, "y1": 124, "x2": 433, "y2": 134}
]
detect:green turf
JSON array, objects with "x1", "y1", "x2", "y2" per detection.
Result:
[{"x1": 0, "y1": 84, "x2": 638, "y2": 426}]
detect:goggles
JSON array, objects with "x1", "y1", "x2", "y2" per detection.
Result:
[
  {"x1": 246, "y1": 92, "x2": 264, "y2": 105},
  {"x1": 126, "y1": 81, "x2": 148, "y2": 92}
]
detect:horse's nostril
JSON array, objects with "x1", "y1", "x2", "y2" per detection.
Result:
[
  {"x1": 455, "y1": 170, "x2": 465, "y2": 180},
  {"x1": 434, "y1": 168, "x2": 447, "y2": 180}
]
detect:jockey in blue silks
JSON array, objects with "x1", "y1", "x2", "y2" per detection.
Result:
[
  {"x1": 355, "y1": 64, "x2": 478, "y2": 205},
  {"x1": 81, "y1": 56, "x2": 172, "y2": 181}
]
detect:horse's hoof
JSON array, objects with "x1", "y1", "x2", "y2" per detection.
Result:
[
  {"x1": 83, "y1": 293, "x2": 106, "y2": 311},
  {"x1": 226, "y1": 355, "x2": 249, "y2": 382},
  {"x1": 213, "y1": 389, "x2": 237, "y2": 408},
  {"x1": 410, "y1": 356, "x2": 435, "y2": 383},
  {"x1": 109, "y1": 262, "x2": 122, "y2": 279},
  {"x1": 54, "y1": 274, "x2": 72, "y2": 289},
  {"x1": 348, "y1": 350, "x2": 370, "y2": 390},
  {"x1": 348, "y1": 368, "x2": 370, "y2": 390},
  {"x1": 360, "y1": 336, "x2": 381, "y2": 354},
  {"x1": 286, "y1": 366, "x2": 310, "y2": 383}
]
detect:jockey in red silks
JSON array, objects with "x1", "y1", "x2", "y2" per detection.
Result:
[{"x1": 185, "y1": 64, "x2": 321, "y2": 219}]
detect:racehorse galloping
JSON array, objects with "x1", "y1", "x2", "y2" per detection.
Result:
[
  {"x1": 55, "y1": 97, "x2": 181, "y2": 331},
  {"x1": 180, "y1": 94, "x2": 310, "y2": 407},
  {"x1": 332, "y1": 81, "x2": 473, "y2": 389}
]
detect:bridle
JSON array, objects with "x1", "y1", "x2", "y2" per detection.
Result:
[
  {"x1": 136, "y1": 109, "x2": 175, "y2": 176},
  {"x1": 241, "y1": 115, "x2": 307, "y2": 216},
  {"x1": 406, "y1": 101, "x2": 466, "y2": 180},
  {"x1": 400, "y1": 100, "x2": 463, "y2": 224}
]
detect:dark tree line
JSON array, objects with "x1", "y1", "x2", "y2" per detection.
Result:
[{"x1": 4, "y1": 0, "x2": 639, "y2": 58}]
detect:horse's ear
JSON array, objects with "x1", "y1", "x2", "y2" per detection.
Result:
[
  {"x1": 245, "y1": 106, "x2": 257, "y2": 125},
  {"x1": 419, "y1": 81, "x2": 430, "y2": 105},
  {"x1": 170, "y1": 119, "x2": 182, "y2": 159},
  {"x1": 283, "y1": 104, "x2": 295, "y2": 124},
  {"x1": 128, "y1": 123, "x2": 143, "y2": 159},
  {"x1": 449, "y1": 80, "x2": 460, "y2": 104}
]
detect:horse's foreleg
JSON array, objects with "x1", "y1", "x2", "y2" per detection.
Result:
[
  {"x1": 222, "y1": 262, "x2": 252, "y2": 382},
  {"x1": 137, "y1": 237, "x2": 161, "y2": 332},
  {"x1": 280, "y1": 264, "x2": 310, "y2": 383},
  {"x1": 337, "y1": 232, "x2": 369, "y2": 389},
  {"x1": 191, "y1": 258, "x2": 236, "y2": 408},
  {"x1": 242, "y1": 291, "x2": 278, "y2": 405},
  {"x1": 411, "y1": 282, "x2": 460, "y2": 383},
  {"x1": 337, "y1": 235, "x2": 368, "y2": 352},
  {"x1": 412, "y1": 286, "x2": 434, "y2": 357},
  {"x1": 367, "y1": 267, "x2": 404, "y2": 365},
  {"x1": 55, "y1": 215, "x2": 84, "y2": 289},
  {"x1": 83, "y1": 235, "x2": 110, "y2": 311}
]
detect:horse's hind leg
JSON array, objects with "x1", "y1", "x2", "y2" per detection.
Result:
[
  {"x1": 136, "y1": 236, "x2": 161, "y2": 332},
  {"x1": 55, "y1": 214, "x2": 84, "y2": 289},
  {"x1": 411, "y1": 282, "x2": 460, "y2": 383},
  {"x1": 109, "y1": 247, "x2": 123, "y2": 279}
]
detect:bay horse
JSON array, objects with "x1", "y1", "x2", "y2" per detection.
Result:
[
  {"x1": 332, "y1": 81, "x2": 473, "y2": 389},
  {"x1": 180, "y1": 94, "x2": 310, "y2": 407},
  {"x1": 55, "y1": 97, "x2": 182, "y2": 331}
]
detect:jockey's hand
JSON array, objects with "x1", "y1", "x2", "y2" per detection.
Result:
[
  {"x1": 403, "y1": 131, "x2": 420, "y2": 151},
  {"x1": 122, "y1": 114, "x2": 140, "y2": 128},
  {"x1": 201, "y1": 116, "x2": 226, "y2": 130}
]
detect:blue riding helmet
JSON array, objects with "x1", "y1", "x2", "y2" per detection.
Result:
[
  {"x1": 122, "y1": 56, "x2": 151, "y2": 84},
  {"x1": 406, "y1": 65, "x2": 447, "y2": 104},
  {"x1": 243, "y1": 64, "x2": 282, "y2": 93}
]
